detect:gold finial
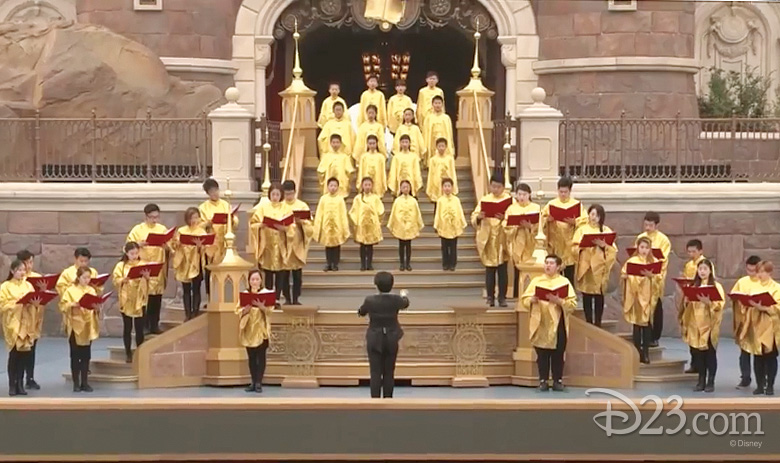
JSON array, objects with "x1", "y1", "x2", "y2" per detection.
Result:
[
  {"x1": 503, "y1": 123, "x2": 512, "y2": 190},
  {"x1": 224, "y1": 177, "x2": 235, "y2": 246},
  {"x1": 292, "y1": 18, "x2": 303, "y2": 80},
  {"x1": 471, "y1": 17, "x2": 481, "y2": 79},
  {"x1": 261, "y1": 125, "x2": 272, "y2": 197}
]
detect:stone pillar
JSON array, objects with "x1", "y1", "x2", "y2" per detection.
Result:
[
  {"x1": 517, "y1": 88, "x2": 563, "y2": 194},
  {"x1": 499, "y1": 37, "x2": 517, "y2": 116},
  {"x1": 208, "y1": 88, "x2": 256, "y2": 193},
  {"x1": 254, "y1": 37, "x2": 274, "y2": 117}
]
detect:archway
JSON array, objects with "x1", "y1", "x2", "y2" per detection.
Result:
[
  {"x1": 0, "y1": 0, "x2": 76, "y2": 23},
  {"x1": 233, "y1": 0, "x2": 538, "y2": 119}
]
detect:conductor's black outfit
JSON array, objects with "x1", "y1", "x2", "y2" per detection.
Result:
[{"x1": 358, "y1": 292, "x2": 409, "y2": 398}]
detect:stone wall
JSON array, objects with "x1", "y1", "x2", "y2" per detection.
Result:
[
  {"x1": 76, "y1": 0, "x2": 243, "y2": 60},
  {"x1": 535, "y1": 0, "x2": 698, "y2": 118}
]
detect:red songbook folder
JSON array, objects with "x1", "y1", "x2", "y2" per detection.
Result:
[
  {"x1": 126, "y1": 262, "x2": 164, "y2": 280},
  {"x1": 90, "y1": 273, "x2": 110, "y2": 287},
  {"x1": 683, "y1": 285, "x2": 723, "y2": 302},
  {"x1": 27, "y1": 273, "x2": 60, "y2": 291},
  {"x1": 673, "y1": 277, "x2": 694, "y2": 288},
  {"x1": 626, "y1": 261, "x2": 663, "y2": 276},
  {"x1": 179, "y1": 234, "x2": 216, "y2": 246},
  {"x1": 507, "y1": 213, "x2": 540, "y2": 227},
  {"x1": 17, "y1": 291, "x2": 58, "y2": 306},
  {"x1": 578, "y1": 232, "x2": 617, "y2": 248},
  {"x1": 625, "y1": 247, "x2": 666, "y2": 260},
  {"x1": 262, "y1": 215, "x2": 294, "y2": 228},
  {"x1": 549, "y1": 203, "x2": 581, "y2": 222},
  {"x1": 78, "y1": 292, "x2": 113, "y2": 310},
  {"x1": 729, "y1": 292, "x2": 778, "y2": 307},
  {"x1": 534, "y1": 285, "x2": 568, "y2": 302},
  {"x1": 145, "y1": 228, "x2": 175, "y2": 246},
  {"x1": 239, "y1": 291, "x2": 276, "y2": 308},
  {"x1": 481, "y1": 198, "x2": 512, "y2": 219},
  {"x1": 211, "y1": 204, "x2": 241, "y2": 225},
  {"x1": 293, "y1": 210, "x2": 312, "y2": 221}
]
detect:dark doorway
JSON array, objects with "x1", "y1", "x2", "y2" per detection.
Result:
[{"x1": 267, "y1": 25, "x2": 504, "y2": 120}]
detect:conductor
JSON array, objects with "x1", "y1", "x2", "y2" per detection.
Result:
[{"x1": 358, "y1": 271, "x2": 410, "y2": 398}]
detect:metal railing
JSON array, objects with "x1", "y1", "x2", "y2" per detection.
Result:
[
  {"x1": 493, "y1": 115, "x2": 520, "y2": 184},
  {"x1": 559, "y1": 114, "x2": 780, "y2": 182},
  {"x1": 0, "y1": 112, "x2": 211, "y2": 182},
  {"x1": 255, "y1": 116, "x2": 283, "y2": 183}
]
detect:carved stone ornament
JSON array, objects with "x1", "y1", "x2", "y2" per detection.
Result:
[
  {"x1": 273, "y1": 0, "x2": 498, "y2": 40},
  {"x1": 705, "y1": 6, "x2": 762, "y2": 60}
]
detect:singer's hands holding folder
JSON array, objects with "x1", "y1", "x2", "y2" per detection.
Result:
[
  {"x1": 641, "y1": 270, "x2": 654, "y2": 278},
  {"x1": 697, "y1": 295, "x2": 712, "y2": 306},
  {"x1": 592, "y1": 238, "x2": 607, "y2": 249}
]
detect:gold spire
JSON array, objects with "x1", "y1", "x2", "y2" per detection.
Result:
[
  {"x1": 283, "y1": 18, "x2": 314, "y2": 95},
  {"x1": 471, "y1": 18, "x2": 481, "y2": 79}
]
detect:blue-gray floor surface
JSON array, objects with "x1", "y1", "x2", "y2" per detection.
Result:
[{"x1": 0, "y1": 337, "x2": 764, "y2": 400}]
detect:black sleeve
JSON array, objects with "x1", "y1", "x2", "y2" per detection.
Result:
[
  {"x1": 358, "y1": 298, "x2": 370, "y2": 317},
  {"x1": 398, "y1": 295, "x2": 410, "y2": 310}
]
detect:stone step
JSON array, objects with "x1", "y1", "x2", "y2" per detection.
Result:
[
  {"x1": 302, "y1": 268, "x2": 483, "y2": 285},
  {"x1": 302, "y1": 199, "x2": 478, "y2": 214},
  {"x1": 62, "y1": 372, "x2": 138, "y2": 386},
  {"x1": 634, "y1": 373, "x2": 698, "y2": 383},
  {"x1": 306, "y1": 255, "x2": 483, "y2": 271},
  {"x1": 310, "y1": 242, "x2": 477, "y2": 253},
  {"x1": 90, "y1": 358, "x2": 134, "y2": 376},
  {"x1": 108, "y1": 346, "x2": 131, "y2": 362},
  {"x1": 309, "y1": 233, "x2": 475, "y2": 249},
  {"x1": 638, "y1": 359, "x2": 689, "y2": 376},
  {"x1": 303, "y1": 281, "x2": 483, "y2": 299}
]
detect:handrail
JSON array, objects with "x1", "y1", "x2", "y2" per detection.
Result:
[
  {"x1": 472, "y1": 90, "x2": 491, "y2": 182},
  {"x1": 281, "y1": 94, "x2": 299, "y2": 181}
]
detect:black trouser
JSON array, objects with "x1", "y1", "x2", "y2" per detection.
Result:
[
  {"x1": 536, "y1": 316, "x2": 567, "y2": 383},
  {"x1": 633, "y1": 324, "x2": 652, "y2": 362},
  {"x1": 325, "y1": 246, "x2": 341, "y2": 268},
  {"x1": 122, "y1": 314, "x2": 145, "y2": 358},
  {"x1": 563, "y1": 265, "x2": 575, "y2": 290},
  {"x1": 441, "y1": 237, "x2": 458, "y2": 269},
  {"x1": 398, "y1": 240, "x2": 412, "y2": 268},
  {"x1": 485, "y1": 262, "x2": 508, "y2": 303},
  {"x1": 740, "y1": 349, "x2": 753, "y2": 382},
  {"x1": 246, "y1": 340, "x2": 269, "y2": 386},
  {"x1": 754, "y1": 345, "x2": 779, "y2": 390},
  {"x1": 651, "y1": 299, "x2": 663, "y2": 342},
  {"x1": 692, "y1": 339, "x2": 717, "y2": 385},
  {"x1": 367, "y1": 330, "x2": 400, "y2": 398},
  {"x1": 282, "y1": 269, "x2": 303, "y2": 303},
  {"x1": 582, "y1": 293, "x2": 604, "y2": 327},
  {"x1": 7, "y1": 348, "x2": 31, "y2": 394},
  {"x1": 69, "y1": 334, "x2": 91, "y2": 388},
  {"x1": 182, "y1": 274, "x2": 203, "y2": 319},
  {"x1": 25, "y1": 340, "x2": 37, "y2": 382},
  {"x1": 263, "y1": 270, "x2": 287, "y2": 300},
  {"x1": 204, "y1": 268, "x2": 211, "y2": 297},
  {"x1": 146, "y1": 294, "x2": 163, "y2": 332},
  {"x1": 359, "y1": 244, "x2": 375, "y2": 269}
]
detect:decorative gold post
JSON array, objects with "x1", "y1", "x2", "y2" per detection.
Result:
[
  {"x1": 503, "y1": 122, "x2": 512, "y2": 190},
  {"x1": 261, "y1": 126, "x2": 272, "y2": 197}
]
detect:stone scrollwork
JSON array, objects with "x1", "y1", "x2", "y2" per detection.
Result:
[
  {"x1": 285, "y1": 316, "x2": 318, "y2": 377},
  {"x1": 452, "y1": 316, "x2": 487, "y2": 377},
  {"x1": 274, "y1": 0, "x2": 498, "y2": 40}
]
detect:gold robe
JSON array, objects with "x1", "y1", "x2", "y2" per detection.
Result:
[
  {"x1": 621, "y1": 255, "x2": 663, "y2": 326},
  {"x1": 353, "y1": 121, "x2": 388, "y2": 164},
  {"x1": 318, "y1": 116, "x2": 356, "y2": 156},
  {"x1": 731, "y1": 275, "x2": 759, "y2": 351},
  {"x1": 127, "y1": 222, "x2": 169, "y2": 296},
  {"x1": 56, "y1": 265, "x2": 99, "y2": 296},
  {"x1": 434, "y1": 193, "x2": 467, "y2": 240},
  {"x1": 25, "y1": 270, "x2": 45, "y2": 341},
  {"x1": 0, "y1": 279, "x2": 37, "y2": 351},
  {"x1": 677, "y1": 255, "x2": 716, "y2": 333},
  {"x1": 317, "y1": 96, "x2": 350, "y2": 129},
  {"x1": 349, "y1": 193, "x2": 385, "y2": 245},
  {"x1": 471, "y1": 193, "x2": 512, "y2": 267},
  {"x1": 416, "y1": 85, "x2": 444, "y2": 130},
  {"x1": 357, "y1": 150, "x2": 388, "y2": 195},
  {"x1": 503, "y1": 201, "x2": 541, "y2": 268},
  {"x1": 572, "y1": 223, "x2": 618, "y2": 295},
  {"x1": 112, "y1": 260, "x2": 149, "y2": 318},
  {"x1": 426, "y1": 153, "x2": 457, "y2": 202},
  {"x1": 635, "y1": 230, "x2": 672, "y2": 296},
  {"x1": 235, "y1": 289, "x2": 272, "y2": 348},
  {"x1": 422, "y1": 111, "x2": 454, "y2": 163},
  {"x1": 388, "y1": 150, "x2": 422, "y2": 195},
  {"x1": 249, "y1": 201, "x2": 294, "y2": 272},
  {"x1": 198, "y1": 199, "x2": 239, "y2": 265},
  {"x1": 681, "y1": 282, "x2": 725, "y2": 350},
  {"x1": 59, "y1": 284, "x2": 100, "y2": 346},
  {"x1": 392, "y1": 123, "x2": 425, "y2": 161},
  {"x1": 317, "y1": 150, "x2": 355, "y2": 197},
  {"x1": 172, "y1": 224, "x2": 207, "y2": 283},
  {"x1": 738, "y1": 279, "x2": 780, "y2": 356},
  {"x1": 541, "y1": 197, "x2": 588, "y2": 267},
  {"x1": 312, "y1": 193, "x2": 350, "y2": 247},
  {"x1": 521, "y1": 274, "x2": 577, "y2": 349},
  {"x1": 285, "y1": 199, "x2": 314, "y2": 270},
  {"x1": 387, "y1": 94, "x2": 414, "y2": 134},
  {"x1": 387, "y1": 194, "x2": 424, "y2": 241},
  {"x1": 357, "y1": 89, "x2": 388, "y2": 128}
]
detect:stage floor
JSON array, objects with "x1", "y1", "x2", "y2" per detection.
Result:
[{"x1": 2, "y1": 336, "x2": 760, "y2": 399}]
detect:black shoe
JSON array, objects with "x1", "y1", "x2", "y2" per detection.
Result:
[
  {"x1": 753, "y1": 386, "x2": 765, "y2": 395},
  {"x1": 73, "y1": 383, "x2": 81, "y2": 393},
  {"x1": 684, "y1": 366, "x2": 697, "y2": 374},
  {"x1": 81, "y1": 384, "x2": 93, "y2": 393},
  {"x1": 151, "y1": 328, "x2": 163, "y2": 335},
  {"x1": 245, "y1": 384, "x2": 256, "y2": 393},
  {"x1": 552, "y1": 380, "x2": 565, "y2": 392},
  {"x1": 8, "y1": 382, "x2": 16, "y2": 397},
  {"x1": 705, "y1": 384, "x2": 715, "y2": 393},
  {"x1": 255, "y1": 385, "x2": 263, "y2": 393},
  {"x1": 498, "y1": 300, "x2": 508, "y2": 308},
  {"x1": 15, "y1": 383, "x2": 27, "y2": 396},
  {"x1": 406, "y1": 265, "x2": 412, "y2": 271},
  {"x1": 360, "y1": 265, "x2": 367, "y2": 271},
  {"x1": 399, "y1": 266, "x2": 405, "y2": 272},
  {"x1": 766, "y1": 386, "x2": 775, "y2": 396},
  {"x1": 737, "y1": 378, "x2": 751, "y2": 389},
  {"x1": 649, "y1": 340, "x2": 659, "y2": 348},
  {"x1": 333, "y1": 266, "x2": 339, "y2": 271},
  {"x1": 125, "y1": 355, "x2": 133, "y2": 364},
  {"x1": 538, "y1": 381, "x2": 549, "y2": 392},
  {"x1": 323, "y1": 265, "x2": 331, "y2": 272},
  {"x1": 694, "y1": 380, "x2": 705, "y2": 392},
  {"x1": 367, "y1": 266, "x2": 374, "y2": 271},
  {"x1": 292, "y1": 299, "x2": 301, "y2": 305},
  {"x1": 25, "y1": 379, "x2": 40, "y2": 390}
]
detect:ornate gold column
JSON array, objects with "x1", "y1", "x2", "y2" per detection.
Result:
[
  {"x1": 280, "y1": 305, "x2": 320, "y2": 388},
  {"x1": 450, "y1": 305, "x2": 489, "y2": 388},
  {"x1": 203, "y1": 182, "x2": 255, "y2": 386},
  {"x1": 279, "y1": 20, "x2": 317, "y2": 183}
]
